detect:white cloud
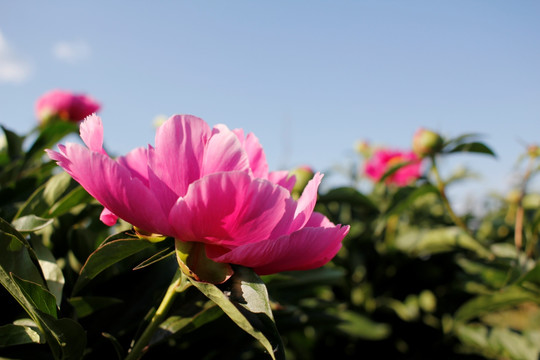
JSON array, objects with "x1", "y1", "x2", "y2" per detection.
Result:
[
  {"x1": 0, "y1": 30, "x2": 33, "y2": 84},
  {"x1": 52, "y1": 40, "x2": 91, "y2": 63}
]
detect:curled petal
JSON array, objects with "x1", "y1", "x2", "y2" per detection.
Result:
[
  {"x1": 46, "y1": 144, "x2": 171, "y2": 235},
  {"x1": 169, "y1": 171, "x2": 295, "y2": 247},
  {"x1": 100, "y1": 208, "x2": 118, "y2": 226},
  {"x1": 288, "y1": 173, "x2": 322, "y2": 233},
  {"x1": 202, "y1": 124, "x2": 250, "y2": 176},
  {"x1": 79, "y1": 114, "x2": 106, "y2": 155},
  {"x1": 207, "y1": 223, "x2": 349, "y2": 275},
  {"x1": 233, "y1": 129, "x2": 269, "y2": 179}
]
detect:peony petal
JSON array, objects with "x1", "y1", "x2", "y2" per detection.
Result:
[
  {"x1": 207, "y1": 224, "x2": 349, "y2": 275},
  {"x1": 243, "y1": 132, "x2": 269, "y2": 179},
  {"x1": 268, "y1": 170, "x2": 295, "y2": 192},
  {"x1": 47, "y1": 144, "x2": 172, "y2": 235},
  {"x1": 117, "y1": 146, "x2": 149, "y2": 186},
  {"x1": 149, "y1": 115, "x2": 211, "y2": 197},
  {"x1": 288, "y1": 173, "x2": 323, "y2": 233},
  {"x1": 100, "y1": 207, "x2": 118, "y2": 226},
  {"x1": 79, "y1": 114, "x2": 106, "y2": 155},
  {"x1": 169, "y1": 171, "x2": 294, "y2": 247},
  {"x1": 202, "y1": 124, "x2": 250, "y2": 176}
]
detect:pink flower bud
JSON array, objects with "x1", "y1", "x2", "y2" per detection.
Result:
[
  {"x1": 364, "y1": 149, "x2": 421, "y2": 187},
  {"x1": 35, "y1": 89, "x2": 101, "y2": 125}
]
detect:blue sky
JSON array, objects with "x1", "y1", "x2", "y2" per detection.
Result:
[{"x1": 1, "y1": 1, "x2": 540, "y2": 206}]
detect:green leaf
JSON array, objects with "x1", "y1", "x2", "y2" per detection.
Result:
[
  {"x1": 446, "y1": 142, "x2": 496, "y2": 157},
  {"x1": 333, "y1": 310, "x2": 391, "y2": 340},
  {"x1": 385, "y1": 184, "x2": 439, "y2": 216},
  {"x1": 11, "y1": 274, "x2": 58, "y2": 318},
  {"x1": 73, "y1": 233, "x2": 155, "y2": 294},
  {"x1": 0, "y1": 218, "x2": 85, "y2": 359},
  {"x1": 0, "y1": 323, "x2": 43, "y2": 347},
  {"x1": 189, "y1": 266, "x2": 285, "y2": 360},
  {"x1": 69, "y1": 296, "x2": 124, "y2": 318},
  {"x1": 0, "y1": 218, "x2": 45, "y2": 288},
  {"x1": 394, "y1": 226, "x2": 493, "y2": 259},
  {"x1": 456, "y1": 323, "x2": 540, "y2": 360},
  {"x1": 37, "y1": 311, "x2": 87, "y2": 360},
  {"x1": 25, "y1": 121, "x2": 78, "y2": 162},
  {"x1": 30, "y1": 236, "x2": 65, "y2": 307},
  {"x1": 153, "y1": 301, "x2": 223, "y2": 345},
  {"x1": 318, "y1": 187, "x2": 379, "y2": 213},
  {"x1": 14, "y1": 171, "x2": 73, "y2": 220},
  {"x1": 47, "y1": 185, "x2": 92, "y2": 218},
  {"x1": 454, "y1": 286, "x2": 540, "y2": 323},
  {"x1": 1, "y1": 125, "x2": 24, "y2": 161},
  {"x1": 12, "y1": 215, "x2": 54, "y2": 232}
]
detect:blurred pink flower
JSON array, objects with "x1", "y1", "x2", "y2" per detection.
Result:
[
  {"x1": 35, "y1": 89, "x2": 100, "y2": 124},
  {"x1": 47, "y1": 114, "x2": 348, "y2": 279},
  {"x1": 364, "y1": 149, "x2": 421, "y2": 187}
]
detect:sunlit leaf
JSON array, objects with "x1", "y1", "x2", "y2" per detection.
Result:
[
  {"x1": 30, "y1": 236, "x2": 65, "y2": 307},
  {"x1": 333, "y1": 310, "x2": 391, "y2": 340},
  {"x1": 456, "y1": 323, "x2": 540, "y2": 360},
  {"x1": 47, "y1": 185, "x2": 93, "y2": 218},
  {"x1": 152, "y1": 300, "x2": 223, "y2": 345},
  {"x1": 11, "y1": 274, "x2": 58, "y2": 318},
  {"x1": 12, "y1": 215, "x2": 53, "y2": 233},
  {"x1": 0, "y1": 323, "x2": 43, "y2": 347},
  {"x1": 189, "y1": 266, "x2": 285, "y2": 360},
  {"x1": 395, "y1": 226, "x2": 493, "y2": 259},
  {"x1": 14, "y1": 171, "x2": 73, "y2": 219},
  {"x1": 455, "y1": 286, "x2": 540, "y2": 323}
]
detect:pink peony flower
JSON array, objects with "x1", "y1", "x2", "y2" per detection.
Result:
[
  {"x1": 35, "y1": 89, "x2": 101, "y2": 124},
  {"x1": 46, "y1": 114, "x2": 348, "y2": 281},
  {"x1": 364, "y1": 149, "x2": 422, "y2": 187}
]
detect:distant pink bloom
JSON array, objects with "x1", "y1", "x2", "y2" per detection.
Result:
[
  {"x1": 364, "y1": 149, "x2": 421, "y2": 186},
  {"x1": 47, "y1": 115, "x2": 348, "y2": 279},
  {"x1": 35, "y1": 89, "x2": 101, "y2": 124}
]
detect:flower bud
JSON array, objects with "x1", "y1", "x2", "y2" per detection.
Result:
[
  {"x1": 527, "y1": 144, "x2": 540, "y2": 158},
  {"x1": 355, "y1": 140, "x2": 371, "y2": 158},
  {"x1": 290, "y1": 165, "x2": 314, "y2": 199},
  {"x1": 35, "y1": 89, "x2": 100, "y2": 125},
  {"x1": 412, "y1": 128, "x2": 444, "y2": 158}
]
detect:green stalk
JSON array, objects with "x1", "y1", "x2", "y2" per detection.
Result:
[
  {"x1": 125, "y1": 270, "x2": 189, "y2": 360},
  {"x1": 430, "y1": 156, "x2": 469, "y2": 233}
]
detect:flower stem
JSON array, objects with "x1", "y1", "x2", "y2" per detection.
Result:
[
  {"x1": 430, "y1": 156, "x2": 469, "y2": 233},
  {"x1": 125, "y1": 270, "x2": 188, "y2": 360},
  {"x1": 515, "y1": 156, "x2": 535, "y2": 254}
]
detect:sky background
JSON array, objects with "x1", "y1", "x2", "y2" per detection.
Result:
[{"x1": 1, "y1": 1, "x2": 539, "y2": 210}]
